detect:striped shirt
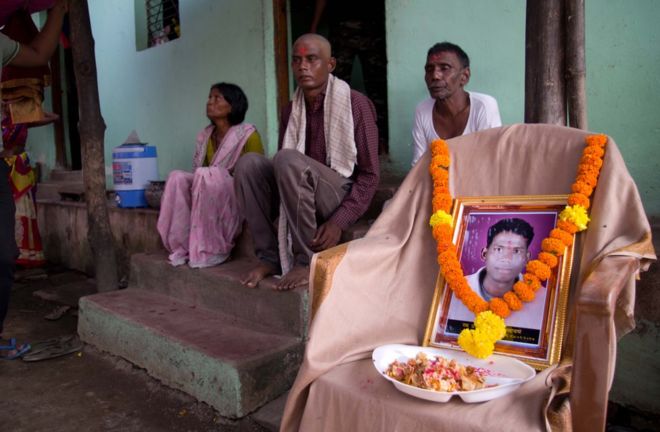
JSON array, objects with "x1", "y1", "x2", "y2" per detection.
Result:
[{"x1": 279, "y1": 89, "x2": 380, "y2": 230}]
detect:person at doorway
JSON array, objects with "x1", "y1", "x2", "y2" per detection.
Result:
[
  {"x1": 157, "y1": 82, "x2": 263, "y2": 269},
  {"x1": 309, "y1": 0, "x2": 388, "y2": 153},
  {"x1": 234, "y1": 33, "x2": 379, "y2": 291},
  {"x1": 411, "y1": 42, "x2": 502, "y2": 166},
  {"x1": 1, "y1": 112, "x2": 55, "y2": 268},
  {"x1": 0, "y1": 0, "x2": 67, "y2": 360}
]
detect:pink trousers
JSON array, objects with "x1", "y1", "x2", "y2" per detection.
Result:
[{"x1": 157, "y1": 167, "x2": 241, "y2": 268}]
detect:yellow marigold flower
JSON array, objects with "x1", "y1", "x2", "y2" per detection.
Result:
[
  {"x1": 474, "y1": 311, "x2": 506, "y2": 341},
  {"x1": 559, "y1": 205, "x2": 590, "y2": 231},
  {"x1": 429, "y1": 210, "x2": 453, "y2": 228},
  {"x1": 457, "y1": 328, "x2": 495, "y2": 359}
]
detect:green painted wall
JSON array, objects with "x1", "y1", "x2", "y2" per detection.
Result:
[
  {"x1": 386, "y1": 0, "x2": 660, "y2": 214},
  {"x1": 27, "y1": 0, "x2": 278, "y2": 184},
  {"x1": 25, "y1": 1, "x2": 658, "y2": 214}
]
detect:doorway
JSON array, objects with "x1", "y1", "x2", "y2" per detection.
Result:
[{"x1": 277, "y1": 0, "x2": 389, "y2": 153}]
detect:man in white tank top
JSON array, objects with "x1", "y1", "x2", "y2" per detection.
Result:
[{"x1": 411, "y1": 42, "x2": 502, "y2": 166}]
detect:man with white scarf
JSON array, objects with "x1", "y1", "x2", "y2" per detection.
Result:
[{"x1": 234, "y1": 33, "x2": 379, "y2": 290}]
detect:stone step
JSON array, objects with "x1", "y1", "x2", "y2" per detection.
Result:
[
  {"x1": 250, "y1": 391, "x2": 288, "y2": 432},
  {"x1": 78, "y1": 288, "x2": 303, "y2": 418},
  {"x1": 130, "y1": 252, "x2": 309, "y2": 338},
  {"x1": 49, "y1": 168, "x2": 83, "y2": 182}
]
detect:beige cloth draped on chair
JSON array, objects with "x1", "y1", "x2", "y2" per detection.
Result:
[{"x1": 280, "y1": 124, "x2": 655, "y2": 432}]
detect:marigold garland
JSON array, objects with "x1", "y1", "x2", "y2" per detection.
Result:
[{"x1": 428, "y1": 134, "x2": 607, "y2": 358}]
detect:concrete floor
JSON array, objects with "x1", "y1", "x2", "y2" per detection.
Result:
[
  {"x1": 1, "y1": 265, "x2": 658, "y2": 432},
  {"x1": 0, "y1": 267, "x2": 268, "y2": 432}
]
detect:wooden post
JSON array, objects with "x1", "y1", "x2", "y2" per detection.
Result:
[
  {"x1": 565, "y1": 0, "x2": 588, "y2": 130},
  {"x1": 50, "y1": 48, "x2": 67, "y2": 168},
  {"x1": 525, "y1": 0, "x2": 566, "y2": 125},
  {"x1": 68, "y1": 0, "x2": 118, "y2": 292},
  {"x1": 273, "y1": 0, "x2": 290, "y2": 117}
]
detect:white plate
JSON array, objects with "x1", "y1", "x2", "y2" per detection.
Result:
[{"x1": 372, "y1": 344, "x2": 536, "y2": 403}]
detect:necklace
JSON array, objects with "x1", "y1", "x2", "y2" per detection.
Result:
[{"x1": 428, "y1": 134, "x2": 607, "y2": 358}]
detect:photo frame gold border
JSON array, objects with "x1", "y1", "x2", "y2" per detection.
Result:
[{"x1": 422, "y1": 195, "x2": 575, "y2": 370}]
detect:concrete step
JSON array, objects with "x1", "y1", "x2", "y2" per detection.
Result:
[
  {"x1": 78, "y1": 288, "x2": 303, "y2": 418},
  {"x1": 250, "y1": 391, "x2": 288, "y2": 432},
  {"x1": 130, "y1": 252, "x2": 309, "y2": 338},
  {"x1": 49, "y1": 168, "x2": 83, "y2": 182}
]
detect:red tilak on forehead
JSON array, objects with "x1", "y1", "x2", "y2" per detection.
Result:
[
  {"x1": 298, "y1": 46, "x2": 308, "y2": 55},
  {"x1": 428, "y1": 53, "x2": 446, "y2": 63}
]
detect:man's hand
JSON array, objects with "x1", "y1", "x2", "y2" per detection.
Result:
[{"x1": 310, "y1": 220, "x2": 342, "y2": 252}]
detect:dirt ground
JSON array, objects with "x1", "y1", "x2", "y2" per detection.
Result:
[
  {"x1": 1, "y1": 265, "x2": 658, "y2": 432},
  {"x1": 0, "y1": 266, "x2": 267, "y2": 432}
]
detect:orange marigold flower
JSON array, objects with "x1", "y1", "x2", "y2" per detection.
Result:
[
  {"x1": 429, "y1": 166, "x2": 448, "y2": 180},
  {"x1": 503, "y1": 291, "x2": 523, "y2": 311},
  {"x1": 580, "y1": 154, "x2": 604, "y2": 170},
  {"x1": 433, "y1": 176, "x2": 449, "y2": 190},
  {"x1": 473, "y1": 299, "x2": 489, "y2": 314},
  {"x1": 557, "y1": 219, "x2": 578, "y2": 234},
  {"x1": 538, "y1": 251, "x2": 559, "y2": 269},
  {"x1": 542, "y1": 238, "x2": 566, "y2": 256},
  {"x1": 489, "y1": 298, "x2": 511, "y2": 318},
  {"x1": 577, "y1": 163, "x2": 600, "y2": 179},
  {"x1": 523, "y1": 273, "x2": 542, "y2": 291},
  {"x1": 576, "y1": 172, "x2": 598, "y2": 188},
  {"x1": 571, "y1": 180, "x2": 593, "y2": 197},
  {"x1": 513, "y1": 281, "x2": 536, "y2": 302},
  {"x1": 432, "y1": 194, "x2": 453, "y2": 213},
  {"x1": 568, "y1": 193, "x2": 590, "y2": 209},
  {"x1": 431, "y1": 154, "x2": 450, "y2": 169},
  {"x1": 550, "y1": 228, "x2": 574, "y2": 247},
  {"x1": 583, "y1": 145, "x2": 605, "y2": 158},
  {"x1": 527, "y1": 260, "x2": 552, "y2": 281},
  {"x1": 430, "y1": 139, "x2": 449, "y2": 157},
  {"x1": 431, "y1": 166, "x2": 449, "y2": 182},
  {"x1": 433, "y1": 224, "x2": 453, "y2": 248},
  {"x1": 586, "y1": 134, "x2": 607, "y2": 148}
]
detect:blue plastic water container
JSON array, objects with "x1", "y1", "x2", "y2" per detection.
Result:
[{"x1": 112, "y1": 143, "x2": 158, "y2": 208}]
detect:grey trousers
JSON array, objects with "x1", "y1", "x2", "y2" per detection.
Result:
[{"x1": 234, "y1": 149, "x2": 351, "y2": 268}]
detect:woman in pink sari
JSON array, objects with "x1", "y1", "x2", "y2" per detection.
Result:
[{"x1": 157, "y1": 83, "x2": 263, "y2": 268}]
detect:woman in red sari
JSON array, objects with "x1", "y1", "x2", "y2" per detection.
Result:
[{"x1": 1, "y1": 115, "x2": 45, "y2": 267}]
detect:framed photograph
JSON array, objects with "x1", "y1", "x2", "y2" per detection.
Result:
[{"x1": 423, "y1": 195, "x2": 575, "y2": 370}]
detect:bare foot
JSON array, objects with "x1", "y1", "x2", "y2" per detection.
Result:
[
  {"x1": 241, "y1": 262, "x2": 278, "y2": 288},
  {"x1": 275, "y1": 265, "x2": 309, "y2": 291}
]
